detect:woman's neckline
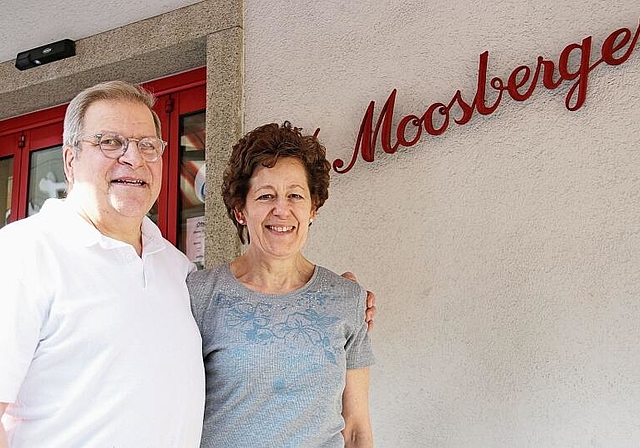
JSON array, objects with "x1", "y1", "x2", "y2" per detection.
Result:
[{"x1": 224, "y1": 262, "x2": 319, "y2": 298}]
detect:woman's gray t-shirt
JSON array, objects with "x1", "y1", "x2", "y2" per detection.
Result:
[{"x1": 188, "y1": 264, "x2": 374, "y2": 448}]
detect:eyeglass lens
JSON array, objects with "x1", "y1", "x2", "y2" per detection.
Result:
[{"x1": 98, "y1": 133, "x2": 164, "y2": 161}]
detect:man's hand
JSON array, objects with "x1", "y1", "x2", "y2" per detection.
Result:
[
  {"x1": 341, "y1": 272, "x2": 377, "y2": 332},
  {"x1": 1, "y1": 402, "x2": 9, "y2": 448}
]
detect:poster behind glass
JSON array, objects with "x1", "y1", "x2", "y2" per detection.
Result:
[{"x1": 178, "y1": 111, "x2": 206, "y2": 269}]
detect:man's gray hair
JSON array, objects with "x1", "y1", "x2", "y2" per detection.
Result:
[{"x1": 62, "y1": 80, "x2": 162, "y2": 147}]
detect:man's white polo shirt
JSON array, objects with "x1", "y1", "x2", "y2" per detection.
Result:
[{"x1": 0, "y1": 198, "x2": 205, "y2": 447}]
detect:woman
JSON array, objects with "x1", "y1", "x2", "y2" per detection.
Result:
[{"x1": 188, "y1": 122, "x2": 374, "y2": 447}]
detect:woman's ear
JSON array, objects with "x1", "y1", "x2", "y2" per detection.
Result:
[
  {"x1": 233, "y1": 208, "x2": 246, "y2": 225},
  {"x1": 309, "y1": 208, "x2": 317, "y2": 226}
]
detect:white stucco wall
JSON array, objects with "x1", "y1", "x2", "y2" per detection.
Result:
[{"x1": 244, "y1": 1, "x2": 640, "y2": 446}]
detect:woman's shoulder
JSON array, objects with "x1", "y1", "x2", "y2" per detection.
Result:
[
  {"x1": 187, "y1": 264, "x2": 235, "y2": 322},
  {"x1": 187, "y1": 263, "x2": 231, "y2": 289}
]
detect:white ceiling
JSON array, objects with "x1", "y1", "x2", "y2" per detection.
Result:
[{"x1": 0, "y1": 0, "x2": 204, "y2": 64}]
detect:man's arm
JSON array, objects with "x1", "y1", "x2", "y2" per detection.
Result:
[
  {"x1": 1, "y1": 402, "x2": 9, "y2": 448},
  {"x1": 340, "y1": 272, "x2": 377, "y2": 331},
  {"x1": 0, "y1": 232, "x2": 44, "y2": 448},
  {"x1": 341, "y1": 368, "x2": 373, "y2": 448}
]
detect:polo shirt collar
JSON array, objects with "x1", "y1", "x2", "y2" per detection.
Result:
[
  {"x1": 42, "y1": 198, "x2": 167, "y2": 255},
  {"x1": 141, "y1": 216, "x2": 166, "y2": 256}
]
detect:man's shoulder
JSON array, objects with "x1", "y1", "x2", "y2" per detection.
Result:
[
  {"x1": 0, "y1": 213, "x2": 57, "y2": 278},
  {"x1": 0, "y1": 211, "x2": 52, "y2": 247},
  {"x1": 140, "y1": 217, "x2": 195, "y2": 270}
]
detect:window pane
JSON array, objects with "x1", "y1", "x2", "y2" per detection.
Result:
[
  {"x1": 177, "y1": 111, "x2": 205, "y2": 269},
  {"x1": 0, "y1": 157, "x2": 13, "y2": 228},
  {"x1": 28, "y1": 146, "x2": 65, "y2": 216}
]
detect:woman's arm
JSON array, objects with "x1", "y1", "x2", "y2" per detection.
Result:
[{"x1": 342, "y1": 367, "x2": 373, "y2": 448}]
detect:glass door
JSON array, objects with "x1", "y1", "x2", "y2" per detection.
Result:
[
  {"x1": 0, "y1": 113, "x2": 65, "y2": 225},
  {"x1": 20, "y1": 122, "x2": 65, "y2": 218},
  {"x1": 27, "y1": 145, "x2": 65, "y2": 216},
  {"x1": 150, "y1": 78, "x2": 206, "y2": 268}
]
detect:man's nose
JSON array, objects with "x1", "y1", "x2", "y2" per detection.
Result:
[{"x1": 119, "y1": 140, "x2": 145, "y2": 167}]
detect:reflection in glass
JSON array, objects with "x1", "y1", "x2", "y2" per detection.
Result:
[
  {"x1": 148, "y1": 201, "x2": 158, "y2": 224},
  {"x1": 0, "y1": 157, "x2": 13, "y2": 228},
  {"x1": 178, "y1": 111, "x2": 206, "y2": 269},
  {"x1": 28, "y1": 146, "x2": 65, "y2": 216}
]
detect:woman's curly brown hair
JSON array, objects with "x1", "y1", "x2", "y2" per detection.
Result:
[{"x1": 222, "y1": 121, "x2": 331, "y2": 244}]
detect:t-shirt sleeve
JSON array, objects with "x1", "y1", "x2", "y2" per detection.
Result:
[
  {"x1": 0, "y1": 233, "x2": 46, "y2": 403},
  {"x1": 187, "y1": 269, "x2": 212, "y2": 330},
  {"x1": 344, "y1": 284, "x2": 375, "y2": 370}
]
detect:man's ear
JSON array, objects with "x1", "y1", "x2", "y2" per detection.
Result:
[{"x1": 62, "y1": 145, "x2": 76, "y2": 185}]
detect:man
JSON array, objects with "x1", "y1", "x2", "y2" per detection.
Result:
[
  {"x1": 0, "y1": 81, "x2": 205, "y2": 447},
  {"x1": 0, "y1": 81, "x2": 375, "y2": 447}
]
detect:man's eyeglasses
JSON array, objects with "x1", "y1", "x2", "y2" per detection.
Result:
[{"x1": 76, "y1": 132, "x2": 167, "y2": 162}]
